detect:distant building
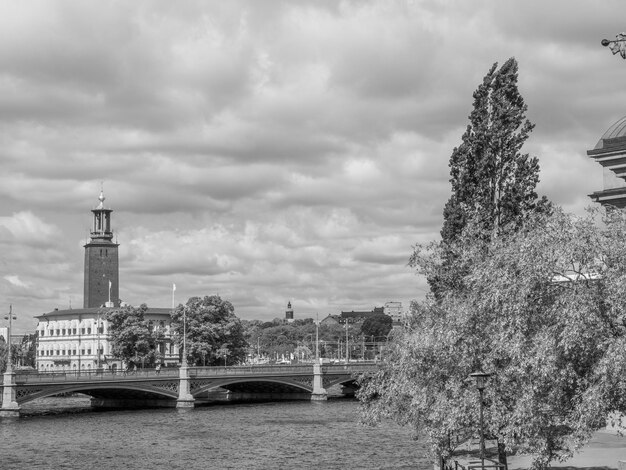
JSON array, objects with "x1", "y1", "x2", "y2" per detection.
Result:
[
  {"x1": 285, "y1": 301, "x2": 294, "y2": 323},
  {"x1": 320, "y1": 306, "x2": 388, "y2": 326},
  {"x1": 383, "y1": 301, "x2": 404, "y2": 324},
  {"x1": 320, "y1": 314, "x2": 341, "y2": 326},
  {"x1": 588, "y1": 115, "x2": 626, "y2": 208},
  {"x1": 35, "y1": 191, "x2": 179, "y2": 372}
]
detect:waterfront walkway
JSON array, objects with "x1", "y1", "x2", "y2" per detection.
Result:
[{"x1": 507, "y1": 428, "x2": 626, "y2": 470}]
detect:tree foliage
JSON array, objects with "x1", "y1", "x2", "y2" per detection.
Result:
[
  {"x1": 171, "y1": 295, "x2": 247, "y2": 366},
  {"x1": 432, "y1": 58, "x2": 550, "y2": 298},
  {"x1": 360, "y1": 207, "x2": 626, "y2": 469},
  {"x1": 106, "y1": 304, "x2": 163, "y2": 367},
  {"x1": 361, "y1": 314, "x2": 393, "y2": 339}
]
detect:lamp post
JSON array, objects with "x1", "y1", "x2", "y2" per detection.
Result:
[
  {"x1": 470, "y1": 371, "x2": 491, "y2": 469},
  {"x1": 96, "y1": 311, "x2": 101, "y2": 370},
  {"x1": 182, "y1": 307, "x2": 188, "y2": 367},
  {"x1": 315, "y1": 313, "x2": 320, "y2": 362},
  {"x1": 4, "y1": 305, "x2": 17, "y2": 373}
]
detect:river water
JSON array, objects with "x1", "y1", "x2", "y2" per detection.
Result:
[{"x1": 0, "y1": 396, "x2": 432, "y2": 469}]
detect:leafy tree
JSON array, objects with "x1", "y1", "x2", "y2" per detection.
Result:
[
  {"x1": 430, "y1": 57, "x2": 550, "y2": 298},
  {"x1": 360, "y1": 315, "x2": 393, "y2": 339},
  {"x1": 171, "y1": 295, "x2": 247, "y2": 366},
  {"x1": 360, "y1": 207, "x2": 626, "y2": 469},
  {"x1": 106, "y1": 304, "x2": 163, "y2": 367}
]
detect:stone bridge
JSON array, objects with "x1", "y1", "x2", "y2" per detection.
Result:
[{"x1": 0, "y1": 362, "x2": 378, "y2": 417}]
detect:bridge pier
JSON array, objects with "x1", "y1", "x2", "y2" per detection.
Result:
[
  {"x1": 1, "y1": 370, "x2": 21, "y2": 418},
  {"x1": 310, "y1": 362, "x2": 327, "y2": 401},
  {"x1": 176, "y1": 364, "x2": 195, "y2": 408}
]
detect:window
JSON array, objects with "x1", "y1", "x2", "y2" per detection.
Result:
[
  {"x1": 40, "y1": 330, "x2": 45, "y2": 337},
  {"x1": 87, "y1": 349, "x2": 92, "y2": 355},
  {"x1": 56, "y1": 350, "x2": 60, "y2": 355},
  {"x1": 81, "y1": 328, "x2": 85, "y2": 335},
  {"x1": 72, "y1": 328, "x2": 76, "y2": 335},
  {"x1": 56, "y1": 329, "x2": 60, "y2": 335},
  {"x1": 62, "y1": 350, "x2": 66, "y2": 355},
  {"x1": 62, "y1": 329, "x2": 66, "y2": 335},
  {"x1": 98, "y1": 326, "x2": 104, "y2": 334},
  {"x1": 87, "y1": 328, "x2": 91, "y2": 334}
]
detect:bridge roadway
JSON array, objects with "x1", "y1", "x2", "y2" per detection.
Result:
[{"x1": 0, "y1": 362, "x2": 378, "y2": 417}]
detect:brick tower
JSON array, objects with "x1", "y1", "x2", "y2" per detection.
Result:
[{"x1": 83, "y1": 190, "x2": 119, "y2": 308}]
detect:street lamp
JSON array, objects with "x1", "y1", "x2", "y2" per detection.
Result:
[
  {"x1": 4, "y1": 305, "x2": 17, "y2": 373},
  {"x1": 315, "y1": 313, "x2": 320, "y2": 362},
  {"x1": 602, "y1": 33, "x2": 626, "y2": 59},
  {"x1": 470, "y1": 371, "x2": 492, "y2": 469}
]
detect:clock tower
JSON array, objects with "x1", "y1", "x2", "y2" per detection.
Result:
[{"x1": 83, "y1": 190, "x2": 119, "y2": 308}]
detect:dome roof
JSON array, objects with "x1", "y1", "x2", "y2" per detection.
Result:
[{"x1": 595, "y1": 115, "x2": 626, "y2": 149}]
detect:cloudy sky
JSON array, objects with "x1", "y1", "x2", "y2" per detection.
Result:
[{"x1": 2, "y1": 1, "x2": 626, "y2": 333}]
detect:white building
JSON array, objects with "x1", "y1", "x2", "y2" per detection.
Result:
[
  {"x1": 383, "y1": 301, "x2": 404, "y2": 324},
  {"x1": 35, "y1": 307, "x2": 178, "y2": 372}
]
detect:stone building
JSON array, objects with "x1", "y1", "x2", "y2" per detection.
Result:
[
  {"x1": 35, "y1": 191, "x2": 179, "y2": 372},
  {"x1": 588, "y1": 115, "x2": 626, "y2": 207}
]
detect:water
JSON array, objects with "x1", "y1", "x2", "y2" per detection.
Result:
[{"x1": 0, "y1": 397, "x2": 432, "y2": 469}]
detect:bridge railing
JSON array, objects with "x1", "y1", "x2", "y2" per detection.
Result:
[
  {"x1": 190, "y1": 365, "x2": 314, "y2": 377},
  {"x1": 14, "y1": 363, "x2": 378, "y2": 384},
  {"x1": 322, "y1": 363, "x2": 379, "y2": 374},
  {"x1": 15, "y1": 368, "x2": 180, "y2": 383}
]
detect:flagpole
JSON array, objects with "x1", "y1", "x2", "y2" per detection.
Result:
[{"x1": 173, "y1": 284, "x2": 186, "y2": 367}]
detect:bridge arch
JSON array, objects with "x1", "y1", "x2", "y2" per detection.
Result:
[
  {"x1": 191, "y1": 377, "x2": 313, "y2": 397},
  {"x1": 16, "y1": 381, "x2": 179, "y2": 406}
]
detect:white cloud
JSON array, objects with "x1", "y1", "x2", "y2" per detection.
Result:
[
  {"x1": 4, "y1": 275, "x2": 29, "y2": 288},
  {"x1": 0, "y1": 211, "x2": 57, "y2": 243}
]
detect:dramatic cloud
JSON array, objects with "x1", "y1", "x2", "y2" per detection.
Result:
[{"x1": 1, "y1": 0, "x2": 625, "y2": 332}]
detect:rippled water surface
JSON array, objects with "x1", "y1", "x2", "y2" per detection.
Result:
[{"x1": 0, "y1": 397, "x2": 431, "y2": 469}]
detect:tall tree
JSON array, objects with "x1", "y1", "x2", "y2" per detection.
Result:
[
  {"x1": 106, "y1": 304, "x2": 163, "y2": 367},
  {"x1": 171, "y1": 295, "x2": 247, "y2": 366},
  {"x1": 429, "y1": 58, "x2": 550, "y2": 298},
  {"x1": 360, "y1": 314, "x2": 393, "y2": 339},
  {"x1": 360, "y1": 208, "x2": 626, "y2": 469}
]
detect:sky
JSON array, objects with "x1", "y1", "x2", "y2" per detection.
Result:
[{"x1": 2, "y1": 0, "x2": 626, "y2": 333}]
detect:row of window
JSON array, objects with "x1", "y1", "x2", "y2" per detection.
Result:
[
  {"x1": 40, "y1": 326, "x2": 105, "y2": 337},
  {"x1": 39, "y1": 348, "x2": 103, "y2": 357}
]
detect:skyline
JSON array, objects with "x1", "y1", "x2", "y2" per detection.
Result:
[{"x1": 2, "y1": 1, "x2": 626, "y2": 333}]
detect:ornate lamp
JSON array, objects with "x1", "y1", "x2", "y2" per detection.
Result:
[
  {"x1": 4, "y1": 305, "x2": 17, "y2": 373},
  {"x1": 602, "y1": 33, "x2": 626, "y2": 59},
  {"x1": 469, "y1": 371, "x2": 492, "y2": 468}
]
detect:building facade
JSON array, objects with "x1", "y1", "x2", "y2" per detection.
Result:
[
  {"x1": 35, "y1": 192, "x2": 179, "y2": 372},
  {"x1": 588, "y1": 115, "x2": 626, "y2": 208}
]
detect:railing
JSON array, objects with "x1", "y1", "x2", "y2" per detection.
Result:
[
  {"x1": 190, "y1": 365, "x2": 314, "y2": 377},
  {"x1": 322, "y1": 362, "x2": 378, "y2": 374},
  {"x1": 14, "y1": 363, "x2": 378, "y2": 384},
  {"x1": 15, "y1": 367, "x2": 180, "y2": 383},
  {"x1": 451, "y1": 458, "x2": 507, "y2": 469}
]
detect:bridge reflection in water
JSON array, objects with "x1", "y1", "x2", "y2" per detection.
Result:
[{"x1": 0, "y1": 363, "x2": 377, "y2": 417}]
